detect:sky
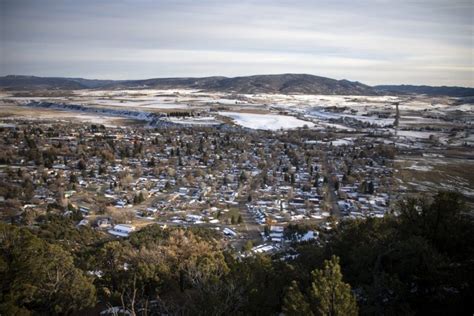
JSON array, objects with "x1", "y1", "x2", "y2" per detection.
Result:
[{"x1": 1, "y1": 0, "x2": 473, "y2": 86}]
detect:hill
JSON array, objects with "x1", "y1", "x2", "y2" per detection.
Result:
[
  {"x1": 374, "y1": 84, "x2": 474, "y2": 97},
  {"x1": 0, "y1": 74, "x2": 375, "y2": 95},
  {"x1": 2, "y1": 74, "x2": 473, "y2": 96},
  {"x1": 0, "y1": 75, "x2": 117, "y2": 90}
]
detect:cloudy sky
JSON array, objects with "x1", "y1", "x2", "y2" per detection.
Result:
[{"x1": 1, "y1": 0, "x2": 472, "y2": 86}]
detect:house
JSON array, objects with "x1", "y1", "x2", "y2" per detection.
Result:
[
  {"x1": 186, "y1": 214, "x2": 203, "y2": 223},
  {"x1": 79, "y1": 205, "x2": 90, "y2": 214},
  {"x1": 115, "y1": 200, "x2": 127, "y2": 208},
  {"x1": 100, "y1": 307, "x2": 132, "y2": 316},
  {"x1": 269, "y1": 226, "x2": 284, "y2": 243},
  {"x1": 223, "y1": 227, "x2": 237, "y2": 237},
  {"x1": 178, "y1": 187, "x2": 189, "y2": 196},
  {"x1": 252, "y1": 244, "x2": 276, "y2": 254},
  {"x1": 76, "y1": 219, "x2": 89, "y2": 227},
  {"x1": 96, "y1": 217, "x2": 112, "y2": 229},
  {"x1": 108, "y1": 224, "x2": 136, "y2": 237},
  {"x1": 64, "y1": 190, "x2": 76, "y2": 198}
]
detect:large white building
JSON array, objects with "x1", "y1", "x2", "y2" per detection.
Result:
[{"x1": 108, "y1": 224, "x2": 136, "y2": 237}]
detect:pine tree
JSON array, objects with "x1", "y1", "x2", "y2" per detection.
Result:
[
  {"x1": 98, "y1": 164, "x2": 106, "y2": 175},
  {"x1": 282, "y1": 280, "x2": 313, "y2": 316},
  {"x1": 310, "y1": 256, "x2": 358, "y2": 316},
  {"x1": 148, "y1": 157, "x2": 155, "y2": 167},
  {"x1": 242, "y1": 240, "x2": 253, "y2": 253},
  {"x1": 70, "y1": 173, "x2": 77, "y2": 184},
  {"x1": 77, "y1": 159, "x2": 86, "y2": 170},
  {"x1": 264, "y1": 225, "x2": 270, "y2": 236},
  {"x1": 240, "y1": 171, "x2": 247, "y2": 182}
]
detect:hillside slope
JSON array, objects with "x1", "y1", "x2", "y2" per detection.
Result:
[
  {"x1": 374, "y1": 84, "x2": 474, "y2": 97},
  {"x1": 0, "y1": 74, "x2": 375, "y2": 95},
  {"x1": 2, "y1": 74, "x2": 473, "y2": 96}
]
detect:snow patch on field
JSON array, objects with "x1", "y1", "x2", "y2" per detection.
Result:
[
  {"x1": 397, "y1": 130, "x2": 439, "y2": 139},
  {"x1": 331, "y1": 138, "x2": 354, "y2": 146},
  {"x1": 167, "y1": 116, "x2": 222, "y2": 126},
  {"x1": 406, "y1": 163, "x2": 433, "y2": 172},
  {"x1": 218, "y1": 112, "x2": 314, "y2": 130}
]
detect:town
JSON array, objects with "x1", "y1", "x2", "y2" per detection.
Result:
[
  {"x1": 1, "y1": 0, "x2": 473, "y2": 313},
  {"x1": 0, "y1": 118, "x2": 398, "y2": 253}
]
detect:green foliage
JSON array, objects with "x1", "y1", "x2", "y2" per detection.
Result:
[
  {"x1": 310, "y1": 256, "x2": 358, "y2": 316},
  {"x1": 91, "y1": 225, "x2": 231, "y2": 314},
  {"x1": 0, "y1": 223, "x2": 96, "y2": 314},
  {"x1": 242, "y1": 240, "x2": 253, "y2": 252},
  {"x1": 225, "y1": 254, "x2": 296, "y2": 315},
  {"x1": 0, "y1": 191, "x2": 471, "y2": 314},
  {"x1": 284, "y1": 223, "x2": 317, "y2": 243},
  {"x1": 77, "y1": 159, "x2": 86, "y2": 170},
  {"x1": 34, "y1": 214, "x2": 101, "y2": 251},
  {"x1": 328, "y1": 191, "x2": 474, "y2": 315},
  {"x1": 282, "y1": 280, "x2": 313, "y2": 316},
  {"x1": 398, "y1": 191, "x2": 472, "y2": 256}
]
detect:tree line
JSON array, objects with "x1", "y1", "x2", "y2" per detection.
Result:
[{"x1": 0, "y1": 191, "x2": 472, "y2": 315}]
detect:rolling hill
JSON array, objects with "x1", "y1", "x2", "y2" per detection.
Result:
[
  {"x1": 1, "y1": 74, "x2": 473, "y2": 96},
  {"x1": 0, "y1": 74, "x2": 375, "y2": 95}
]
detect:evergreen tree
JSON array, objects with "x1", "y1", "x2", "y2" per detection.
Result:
[
  {"x1": 77, "y1": 159, "x2": 86, "y2": 170},
  {"x1": 367, "y1": 181, "x2": 374, "y2": 194},
  {"x1": 148, "y1": 157, "x2": 155, "y2": 167},
  {"x1": 310, "y1": 256, "x2": 358, "y2": 316},
  {"x1": 242, "y1": 240, "x2": 253, "y2": 253},
  {"x1": 98, "y1": 164, "x2": 106, "y2": 175},
  {"x1": 282, "y1": 280, "x2": 313, "y2": 316},
  {"x1": 240, "y1": 171, "x2": 247, "y2": 182},
  {"x1": 69, "y1": 173, "x2": 77, "y2": 183},
  {"x1": 264, "y1": 225, "x2": 270, "y2": 236},
  {"x1": 0, "y1": 224, "x2": 96, "y2": 314}
]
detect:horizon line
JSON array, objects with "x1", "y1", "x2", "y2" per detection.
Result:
[{"x1": 2, "y1": 73, "x2": 473, "y2": 89}]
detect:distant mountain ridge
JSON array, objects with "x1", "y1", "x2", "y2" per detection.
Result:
[
  {"x1": 0, "y1": 74, "x2": 374, "y2": 95},
  {"x1": 374, "y1": 84, "x2": 474, "y2": 97},
  {"x1": 1, "y1": 74, "x2": 473, "y2": 96},
  {"x1": 0, "y1": 75, "x2": 118, "y2": 90}
]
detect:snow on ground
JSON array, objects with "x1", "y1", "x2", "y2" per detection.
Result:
[
  {"x1": 458, "y1": 104, "x2": 474, "y2": 112},
  {"x1": 397, "y1": 130, "x2": 439, "y2": 139},
  {"x1": 167, "y1": 116, "x2": 222, "y2": 126},
  {"x1": 307, "y1": 109, "x2": 394, "y2": 127},
  {"x1": 405, "y1": 163, "x2": 433, "y2": 172},
  {"x1": 141, "y1": 103, "x2": 190, "y2": 109},
  {"x1": 218, "y1": 112, "x2": 314, "y2": 130},
  {"x1": 87, "y1": 100, "x2": 190, "y2": 109},
  {"x1": 244, "y1": 94, "x2": 398, "y2": 109},
  {"x1": 331, "y1": 138, "x2": 355, "y2": 146},
  {"x1": 318, "y1": 122, "x2": 356, "y2": 132}
]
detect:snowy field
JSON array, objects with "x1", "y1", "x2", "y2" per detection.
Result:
[
  {"x1": 218, "y1": 112, "x2": 314, "y2": 130},
  {"x1": 2, "y1": 89, "x2": 472, "y2": 141},
  {"x1": 166, "y1": 116, "x2": 222, "y2": 126}
]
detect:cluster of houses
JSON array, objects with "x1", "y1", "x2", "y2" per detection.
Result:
[{"x1": 0, "y1": 119, "x2": 399, "y2": 250}]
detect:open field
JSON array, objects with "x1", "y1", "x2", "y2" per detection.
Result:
[{"x1": 1, "y1": 88, "x2": 472, "y2": 206}]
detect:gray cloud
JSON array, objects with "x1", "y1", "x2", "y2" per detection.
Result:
[{"x1": 1, "y1": 0, "x2": 472, "y2": 86}]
